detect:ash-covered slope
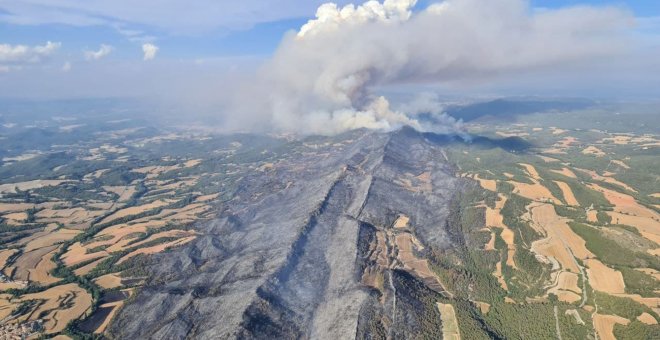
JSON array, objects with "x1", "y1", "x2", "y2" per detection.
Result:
[{"x1": 109, "y1": 127, "x2": 464, "y2": 339}]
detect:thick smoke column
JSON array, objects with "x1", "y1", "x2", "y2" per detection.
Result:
[{"x1": 230, "y1": 0, "x2": 631, "y2": 135}]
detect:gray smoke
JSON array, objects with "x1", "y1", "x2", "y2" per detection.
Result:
[{"x1": 228, "y1": 0, "x2": 632, "y2": 135}]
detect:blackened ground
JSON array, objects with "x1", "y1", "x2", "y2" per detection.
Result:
[{"x1": 109, "y1": 128, "x2": 463, "y2": 339}]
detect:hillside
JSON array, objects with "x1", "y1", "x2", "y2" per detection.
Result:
[{"x1": 0, "y1": 102, "x2": 658, "y2": 339}]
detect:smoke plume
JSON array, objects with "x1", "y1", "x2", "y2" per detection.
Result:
[{"x1": 229, "y1": 0, "x2": 632, "y2": 135}]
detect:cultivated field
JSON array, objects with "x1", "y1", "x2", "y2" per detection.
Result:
[
  {"x1": 437, "y1": 303, "x2": 461, "y2": 340},
  {"x1": 446, "y1": 119, "x2": 660, "y2": 339},
  {"x1": 0, "y1": 127, "x2": 230, "y2": 338}
]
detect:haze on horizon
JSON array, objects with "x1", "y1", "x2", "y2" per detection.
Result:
[{"x1": 1, "y1": 0, "x2": 660, "y2": 135}]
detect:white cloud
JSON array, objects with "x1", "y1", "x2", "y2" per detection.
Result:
[
  {"x1": 0, "y1": 41, "x2": 60, "y2": 72},
  {"x1": 0, "y1": 41, "x2": 60, "y2": 63},
  {"x1": 142, "y1": 43, "x2": 158, "y2": 61},
  {"x1": 226, "y1": 0, "x2": 634, "y2": 135},
  {"x1": 84, "y1": 44, "x2": 113, "y2": 60},
  {"x1": 113, "y1": 25, "x2": 155, "y2": 43}
]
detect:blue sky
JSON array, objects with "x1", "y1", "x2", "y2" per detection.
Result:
[
  {"x1": 2, "y1": 0, "x2": 658, "y2": 59},
  {"x1": 1, "y1": 0, "x2": 659, "y2": 99},
  {"x1": 532, "y1": 0, "x2": 659, "y2": 15}
]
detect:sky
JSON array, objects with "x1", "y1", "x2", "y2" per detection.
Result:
[
  {"x1": 2, "y1": 1, "x2": 658, "y2": 58},
  {"x1": 0, "y1": 0, "x2": 659, "y2": 107}
]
